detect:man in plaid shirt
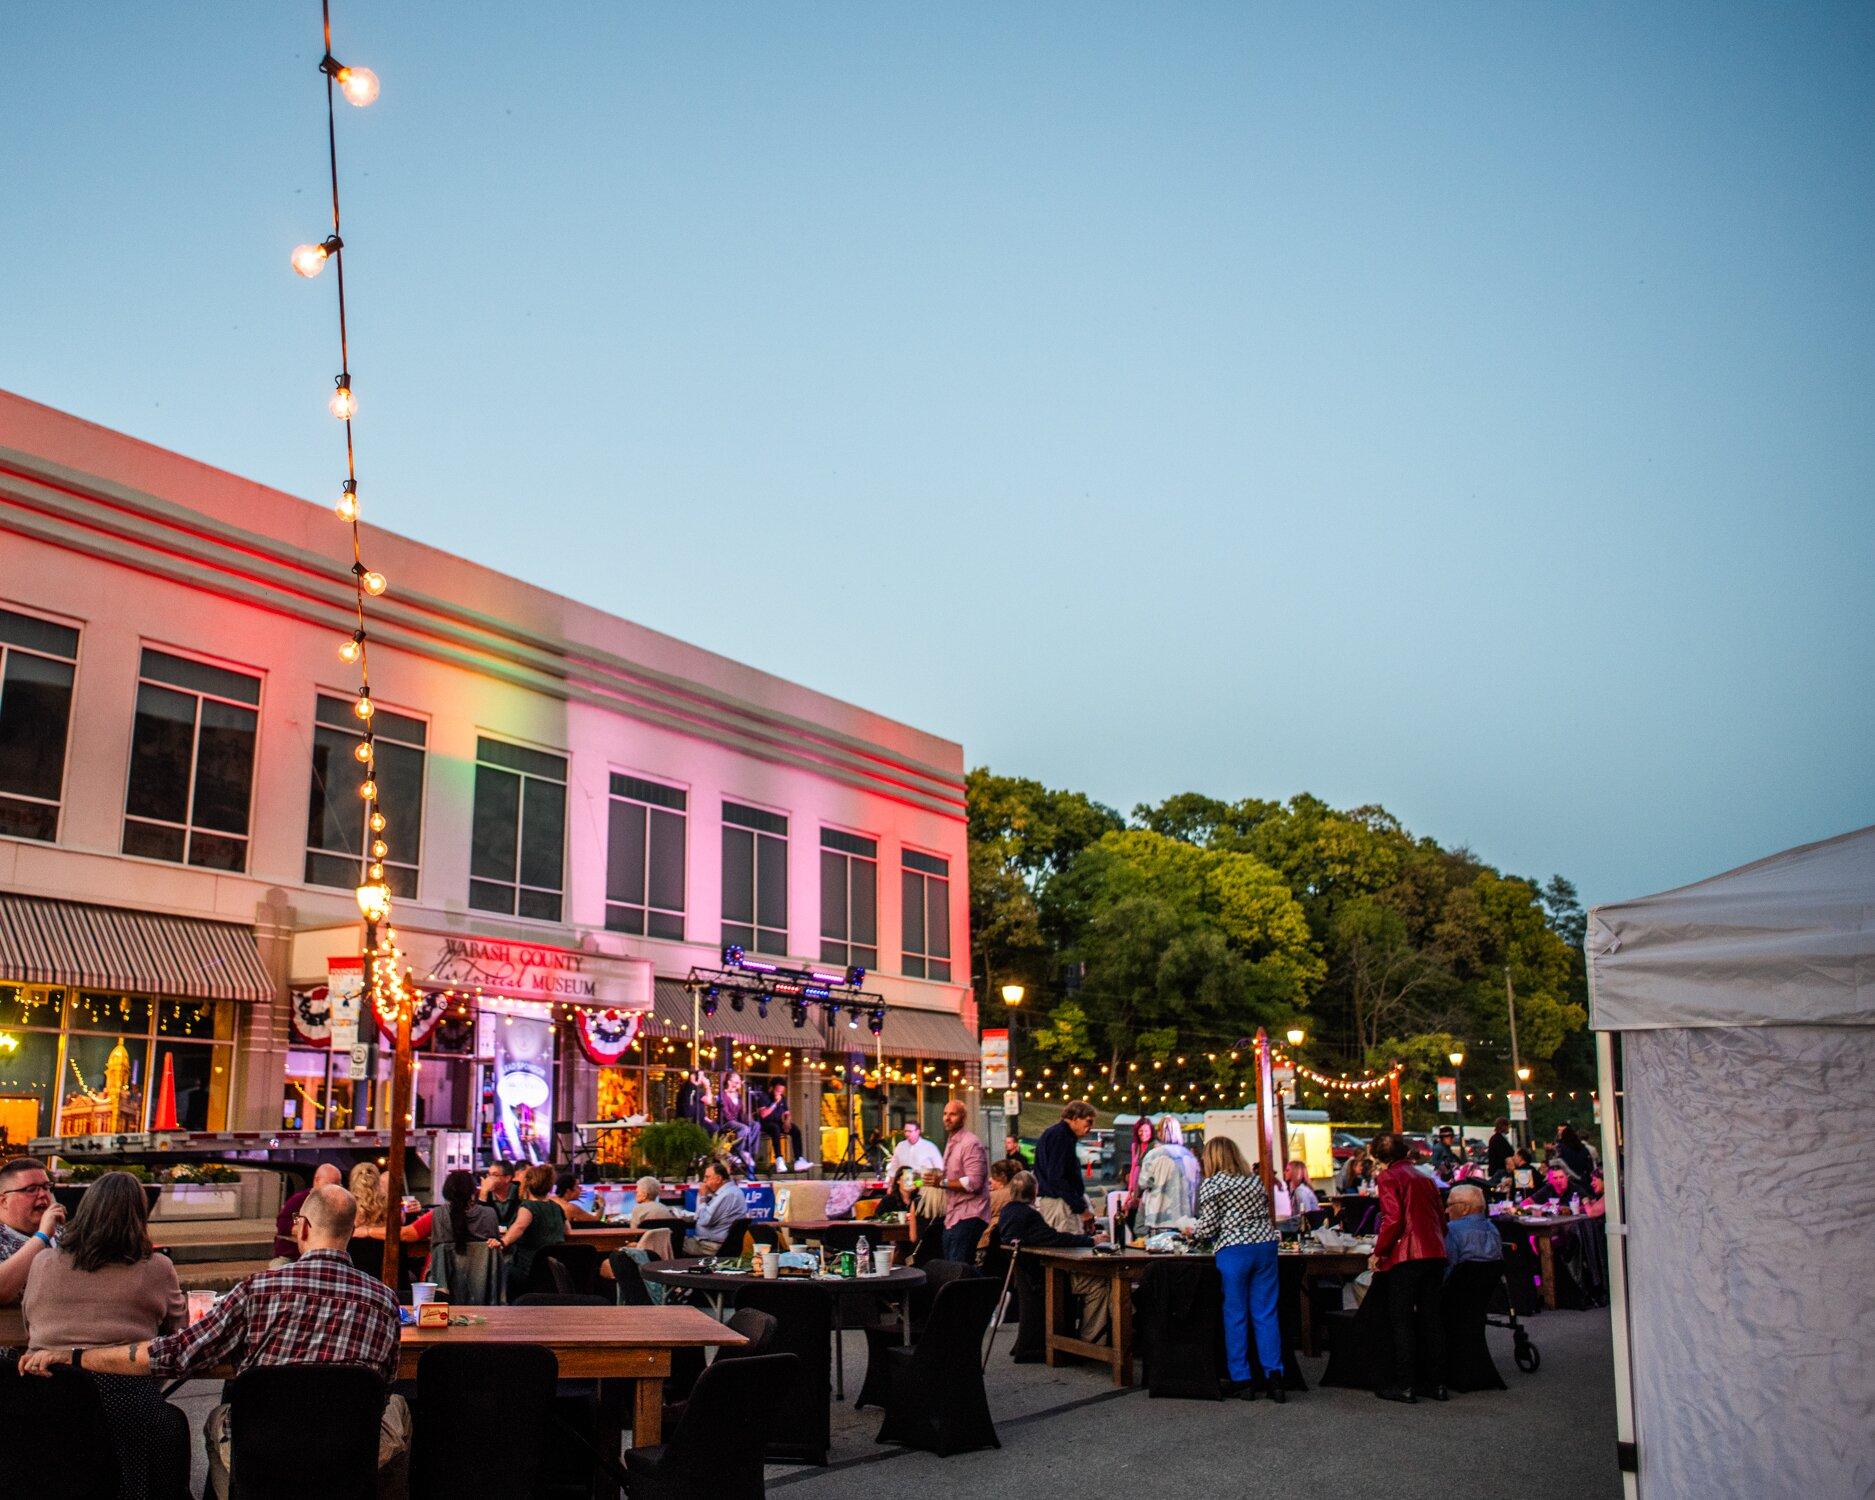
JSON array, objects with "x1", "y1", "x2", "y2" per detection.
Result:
[{"x1": 20, "y1": 1183, "x2": 409, "y2": 1496}]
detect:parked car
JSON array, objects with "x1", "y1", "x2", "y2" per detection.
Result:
[{"x1": 1330, "y1": 1130, "x2": 1373, "y2": 1162}]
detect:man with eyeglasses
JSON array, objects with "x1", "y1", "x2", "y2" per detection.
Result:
[{"x1": 0, "y1": 1156, "x2": 66, "y2": 1306}]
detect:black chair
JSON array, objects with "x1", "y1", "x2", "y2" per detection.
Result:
[
  {"x1": 229, "y1": 1365, "x2": 384, "y2": 1499},
  {"x1": 1441, "y1": 1261, "x2": 1509, "y2": 1392},
  {"x1": 0, "y1": 1358, "x2": 119, "y2": 1499},
  {"x1": 707, "y1": 1216, "x2": 754, "y2": 1258},
  {"x1": 855, "y1": 1259, "x2": 974, "y2": 1408},
  {"x1": 536, "y1": 1240, "x2": 602, "y2": 1296},
  {"x1": 875, "y1": 1277, "x2": 1001, "y2": 1456},
  {"x1": 1337, "y1": 1197, "x2": 1381, "y2": 1236},
  {"x1": 1132, "y1": 1258, "x2": 1227, "y2": 1400},
  {"x1": 410, "y1": 1344, "x2": 557, "y2": 1497},
  {"x1": 621, "y1": 1354, "x2": 798, "y2": 1499},
  {"x1": 732, "y1": 1282, "x2": 833, "y2": 1465},
  {"x1": 813, "y1": 1222, "x2": 866, "y2": 1253},
  {"x1": 1007, "y1": 1243, "x2": 1049, "y2": 1362},
  {"x1": 661, "y1": 1306, "x2": 778, "y2": 1430},
  {"x1": 750, "y1": 1221, "x2": 785, "y2": 1249},
  {"x1": 608, "y1": 1249, "x2": 656, "y2": 1306},
  {"x1": 522, "y1": 1254, "x2": 577, "y2": 1299},
  {"x1": 516, "y1": 1291, "x2": 609, "y2": 1307}
]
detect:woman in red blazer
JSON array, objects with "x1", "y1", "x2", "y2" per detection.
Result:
[{"x1": 1368, "y1": 1132, "x2": 1449, "y2": 1403}]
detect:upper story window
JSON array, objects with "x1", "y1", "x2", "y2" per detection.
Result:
[
  {"x1": 819, "y1": 828, "x2": 877, "y2": 971},
  {"x1": 901, "y1": 848, "x2": 952, "y2": 980},
  {"x1": 470, "y1": 737, "x2": 567, "y2": 922},
  {"x1": 722, "y1": 801, "x2": 787, "y2": 956},
  {"x1": 122, "y1": 649, "x2": 260, "y2": 871},
  {"x1": 306, "y1": 694, "x2": 426, "y2": 899},
  {"x1": 606, "y1": 773, "x2": 687, "y2": 940},
  {"x1": 0, "y1": 606, "x2": 79, "y2": 842}
]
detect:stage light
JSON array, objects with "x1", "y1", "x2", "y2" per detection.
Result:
[
  {"x1": 826, "y1": 1004, "x2": 840, "y2": 1027},
  {"x1": 847, "y1": 1011, "x2": 859, "y2": 1030},
  {"x1": 868, "y1": 1007, "x2": 884, "y2": 1036},
  {"x1": 791, "y1": 1001, "x2": 808, "y2": 1028},
  {"x1": 730, "y1": 991, "x2": 745, "y2": 1013},
  {"x1": 723, "y1": 944, "x2": 745, "y2": 969},
  {"x1": 846, "y1": 965, "x2": 867, "y2": 988},
  {"x1": 756, "y1": 998, "x2": 769, "y2": 1019}
]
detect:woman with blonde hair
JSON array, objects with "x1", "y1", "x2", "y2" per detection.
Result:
[
  {"x1": 1190, "y1": 1135, "x2": 1288, "y2": 1401},
  {"x1": 348, "y1": 1160, "x2": 387, "y2": 1232}
]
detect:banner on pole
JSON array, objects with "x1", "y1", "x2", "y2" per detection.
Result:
[
  {"x1": 1436, "y1": 1076, "x2": 1458, "y2": 1113},
  {"x1": 980, "y1": 1029, "x2": 1010, "y2": 1090},
  {"x1": 1274, "y1": 1062, "x2": 1296, "y2": 1107},
  {"x1": 1507, "y1": 1089, "x2": 1528, "y2": 1122}
]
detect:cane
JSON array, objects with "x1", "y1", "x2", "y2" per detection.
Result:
[{"x1": 983, "y1": 1237, "x2": 1021, "y2": 1368}]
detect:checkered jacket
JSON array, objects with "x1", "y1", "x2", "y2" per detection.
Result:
[{"x1": 146, "y1": 1249, "x2": 399, "y2": 1383}]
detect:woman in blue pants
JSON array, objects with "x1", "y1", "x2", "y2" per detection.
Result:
[{"x1": 1191, "y1": 1135, "x2": 1289, "y2": 1401}]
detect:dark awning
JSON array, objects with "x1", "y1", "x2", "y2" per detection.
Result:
[{"x1": 0, "y1": 894, "x2": 275, "y2": 1002}]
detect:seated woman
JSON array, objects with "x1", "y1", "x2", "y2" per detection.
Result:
[
  {"x1": 496, "y1": 1163, "x2": 568, "y2": 1296},
  {"x1": 877, "y1": 1166, "x2": 920, "y2": 1217},
  {"x1": 1338, "y1": 1149, "x2": 1374, "y2": 1195},
  {"x1": 22, "y1": 1170, "x2": 187, "y2": 1499},
  {"x1": 552, "y1": 1173, "x2": 602, "y2": 1224},
  {"x1": 979, "y1": 1158, "x2": 1019, "y2": 1252},
  {"x1": 349, "y1": 1161, "x2": 427, "y2": 1243},
  {"x1": 627, "y1": 1175, "x2": 680, "y2": 1227}
]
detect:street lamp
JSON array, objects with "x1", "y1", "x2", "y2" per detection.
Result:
[
  {"x1": 1001, "y1": 984, "x2": 1025, "y2": 1006},
  {"x1": 1285, "y1": 1027, "x2": 1306, "y2": 1048},
  {"x1": 1448, "y1": 1050, "x2": 1466, "y2": 1153},
  {"x1": 354, "y1": 880, "x2": 391, "y2": 924}
]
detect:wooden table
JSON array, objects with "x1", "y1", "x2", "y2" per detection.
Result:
[
  {"x1": 780, "y1": 1217, "x2": 912, "y2": 1245},
  {"x1": 567, "y1": 1222, "x2": 655, "y2": 1254},
  {"x1": 1498, "y1": 1213, "x2": 1597, "y2": 1310},
  {"x1": 0, "y1": 1302, "x2": 738, "y2": 1497},
  {"x1": 1021, "y1": 1245, "x2": 1371, "y2": 1385}
]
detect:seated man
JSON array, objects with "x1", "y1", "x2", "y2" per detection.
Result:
[
  {"x1": 1444, "y1": 1184, "x2": 1504, "y2": 1274},
  {"x1": 685, "y1": 1160, "x2": 748, "y2": 1256},
  {"x1": 628, "y1": 1175, "x2": 680, "y2": 1227},
  {"x1": 20, "y1": 1183, "x2": 406, "y2": 1499},
  {"x1": 553, "y1": 1173, "x2": 601, "y2": 1224},
  {"x1": 0, "y1": 1156, "x2": 65, "y2": 1307},
  {"x1": 270, "y1": 1161, "x2": 340, "y2": 1262},
  {"x1": 756, "y1": 1080, "x2": 811, "y2": 1172},
  {"x1": 993, "y1": 1170, "x2": 1110, "y2": 1347}
]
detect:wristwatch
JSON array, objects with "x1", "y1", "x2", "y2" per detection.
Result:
[{"x1": 71, "y1": 1347, "x2": 84, "y2": 1371}]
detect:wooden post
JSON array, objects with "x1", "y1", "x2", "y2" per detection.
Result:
[
  {"x1": 1252, "y1": 1028, "x2": 1275, "y2": 1202},
  {"x1": 380, "y1": 1003, "x2": 412, "y2": 1290},
  {"x1": 1387, "y1": 1070, "x2": 1403, "y2": 1133}
]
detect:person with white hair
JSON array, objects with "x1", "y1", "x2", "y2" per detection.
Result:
[
  {"x1": 628, "y1": 1175, "x2": 679, "y2": 1227},
  {"x1": 1134, "y1": 1117, "x2": 1199, "y2": 1231},
  {"x1": 1443, "y1": 1182, "x2": 1503, "y2": 1274}
]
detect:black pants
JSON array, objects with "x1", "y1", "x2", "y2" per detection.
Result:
[
  {"x1": 1383, "y1": 1258, "x2": 1446, "y2": 1390},
  {"x1": 764, "y1": 1124, "x2": 804, "y2": 1163}
]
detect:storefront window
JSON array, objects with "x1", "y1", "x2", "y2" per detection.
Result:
[{"x1": 0, "y1": 984, "x2": 236, "y2": 1140}]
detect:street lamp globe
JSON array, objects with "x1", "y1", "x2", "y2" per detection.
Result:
[
  {"x1": 1001, "y1": 984, "x2": 1025, "y2": 1006},
  {"x1": 355, "y1": 880, "x2": 392, "y2": 924},
  {"x1": 1516, "y1": 1065, "x2": 1532, "y2": 1082},
  {"x1": 1448, "y1": 1050, "x2": 1466, "y2": 1068},
  {"x1": 1285, "y1": 1027, "x2": 1306, "y2": 1047}
]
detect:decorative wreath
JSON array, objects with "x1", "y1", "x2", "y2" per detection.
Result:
[{"x1": 575, "y1": 1007, "x2": 643, "y2": 1065}]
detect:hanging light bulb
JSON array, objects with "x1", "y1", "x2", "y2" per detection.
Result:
[
  {"x1": 337, "y1": 65, "x2": 380, "y2": 106},
  {"x1": 371, "y1": 839, "x2": 388, "y2": 859},
  {"x1": 336, "y1": 480, "x2": 358, "y2": 521},
  {"x1": 369, "y1": 811, "x2": 386, "y2": 832},
  {"x1": 353, "y1": 694, "x2": 374, "y2": 721},
  {"x1": 352, "y1": 738, "x2": 373, "y2": 764},
  {"x1": 329, "y1": 378, "x2": 357, "y2": 420},
  {"x1": 362, "y1": 570, "x2": 387, "y2": 596},
  {"x1": 359, "y1": 778, "x2": 378, "y2": 800},
  {"x1": 369, "y1": 861, "x2": 385, "y2": 880},
  {"x1": 338, "y1": 638, "x2": 361, "y2": 665}
]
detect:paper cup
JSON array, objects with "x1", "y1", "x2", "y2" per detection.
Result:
[
  {"x1": 187, "y1": 1290, "x2": 217, "y2": 1324},
  {"x1": 763, "y1": 1254, "x2": 780, "y2": 1279},
  {"x1": 872, "y1": 1248, "x2": 893, "y2": 1275},
  {"x1": 411, "y1": 1282, "x2": 438, "y2": 1307}
]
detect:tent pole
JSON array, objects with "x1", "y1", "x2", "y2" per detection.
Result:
[{"x1": 1596, "y1": 1028, "x2": 1639, "y2": 1500}]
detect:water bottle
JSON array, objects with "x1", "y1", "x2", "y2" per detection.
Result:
[{"x1": 856, "y1": 1234, "x2": 871, "y2": 1271}]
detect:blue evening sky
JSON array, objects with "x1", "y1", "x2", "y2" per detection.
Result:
[{"x1": 5, "y1": 3, "x2": 1870, "y2": 907}]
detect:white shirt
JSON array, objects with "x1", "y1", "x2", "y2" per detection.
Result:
[
  {"x1": 886, "y1": 1136, "x2": 943, "y2": 1181},
  {"x1": 1291, "y1": 1180, "x2": 1320, "y2": 1215}
]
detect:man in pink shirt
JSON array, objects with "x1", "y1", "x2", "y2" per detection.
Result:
[{"x1": 929, "y1": 1099, "x2": 990, "y2": 1264}]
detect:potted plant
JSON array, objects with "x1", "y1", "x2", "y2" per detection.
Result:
[
  {"x1": 160, "y1": 1163, "x2": 241, "y2": 1219},
  {"x1": 636, "y1": 1120, "x2": 714, "y2": 1181},
  {"x1": 54, "y1": 1161, "x2": 159, "y2": 1217}
]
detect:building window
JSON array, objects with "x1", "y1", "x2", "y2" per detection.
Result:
[
  {"x1": 306, "y1": 694, "x2": 426, "y2": 899},
  {"x1": 901, "y1": 848, "x2": 951, "y2": 980},
  {"x1": 722, "y1": 801, "x2": 787, "y2": 955},
  {"x1": 122, "y1": 649, "x2": 260, "y2": 871},
  {"x1": 470, "y1": 737, "x2": 567, "y2": 921},
  {"x1": 819, "y1": 828, "x2": 877, "y2": 971},
  {"x1": 0, "y1": 606, "x2": 79, "y2": 843},
  {"x1": 606, "y1": 774, "x2": 687, "y2": 939}
]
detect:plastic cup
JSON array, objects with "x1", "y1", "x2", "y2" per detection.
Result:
[
  {"x1": 411, "y1": 1282, "x2": 438, "y2": 1308},
  {"x1": 763, "y1": 1254, "x2": 780, "y2": 1279},
  {"x1": 872, "y1": 1248, "x2": 893, "y2": 1275},
  {"x1": 186, "y1": 1290, "x2": 217, "y2": 1324}
]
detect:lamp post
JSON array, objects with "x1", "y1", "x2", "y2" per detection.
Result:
[
  {"x1": 1516, "y1": 1064, "x2": 1533, "y2": 1147},
  {"x1": 1448, "y1": 1048, "x2": 1466, "y2": 1158},
  {"x1": 999, "y1": 985, "x2": 1025, "y2": 1138},
  {"x1": 356, "y1": 879, "x2": 411, "y2": 1291}
]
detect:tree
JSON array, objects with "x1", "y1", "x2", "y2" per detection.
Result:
[{"x1": 1333, "y1": 897, "x2": 1457, "y2": 1054}]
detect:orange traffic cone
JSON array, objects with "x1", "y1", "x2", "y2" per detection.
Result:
[{"x1": 153, "y1": 1052, "x2": 179, "y2": 1131}]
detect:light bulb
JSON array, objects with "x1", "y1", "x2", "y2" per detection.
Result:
[
  {"x1": 292, "y1": 242, "x2": 331, "y2": 278},
  {"x1": 369, "y1": 811, "x2": 386, "y2": 832},
  {"x1": 336, "y1": 483, "x2": 358, "y2": 521},
  {"x1": 338, "y1": 637, "x2": 361, "y2": 664},
  {"x1": 372, "y1": 839, "x2": 388, "y2": 858},
  {"x1": 369, "y1": 861, "x2": 385, "y2": 880},
  {"x1": 352, "y1": 739, "x2": 373, "y2": 764},
  {"x1": 353, "y1": 695, "x2": 374, "y2": 720},
  {"x1": 329, "y1": 383, "x2": 357, "y2": 420},
  {"x1": 362, "y1": 571, "x2": 387, "y2": 596},
  {"x1": 338, "y1": 66, "x2": 380, "y2": 107},
  {"x1": 359, "y1": 778, "x2": 378, "y2": 800}
]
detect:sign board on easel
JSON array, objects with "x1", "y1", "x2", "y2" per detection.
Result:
[
  {"x1": 1507, "y1": 1089, "x2": 1528, "y2": 1122},
  {"x1": 1436, "y1": 1076, "x2": 1459, "y2": 1113},
  {"x1": 980, "y1": 1029, "x2": 1010, "y2": 1090}
]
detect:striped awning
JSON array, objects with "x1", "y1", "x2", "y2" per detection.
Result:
[
  {"x1": 874, "y1": 1003, "x2": 979, "y2": 1061},
  {"x1": 0, "y1": 894, "x2": 275, "y2": 1002}
]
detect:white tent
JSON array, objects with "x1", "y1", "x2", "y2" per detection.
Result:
[{"x1": 1587, "y1": 825, "x2": 1875, "y2": 1500}]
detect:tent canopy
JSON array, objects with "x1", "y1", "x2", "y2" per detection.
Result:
[{"x1": 1587, "y1": 823, "x2": 1875, "y2": 1032}]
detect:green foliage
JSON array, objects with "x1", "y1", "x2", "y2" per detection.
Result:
[
  {"x1": 636, "y1": 1120, "x2": 714, "y2": 1179},
  {"x1": 166, "y1": 1163, "x2": 239, "y2": 1184},
  {"x1": 64, "y1": 1162, "x2": 152, "y2": 1183},
  {"x1": 973, "y1": 769, "x2": 1596, "y2": 1115}
]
